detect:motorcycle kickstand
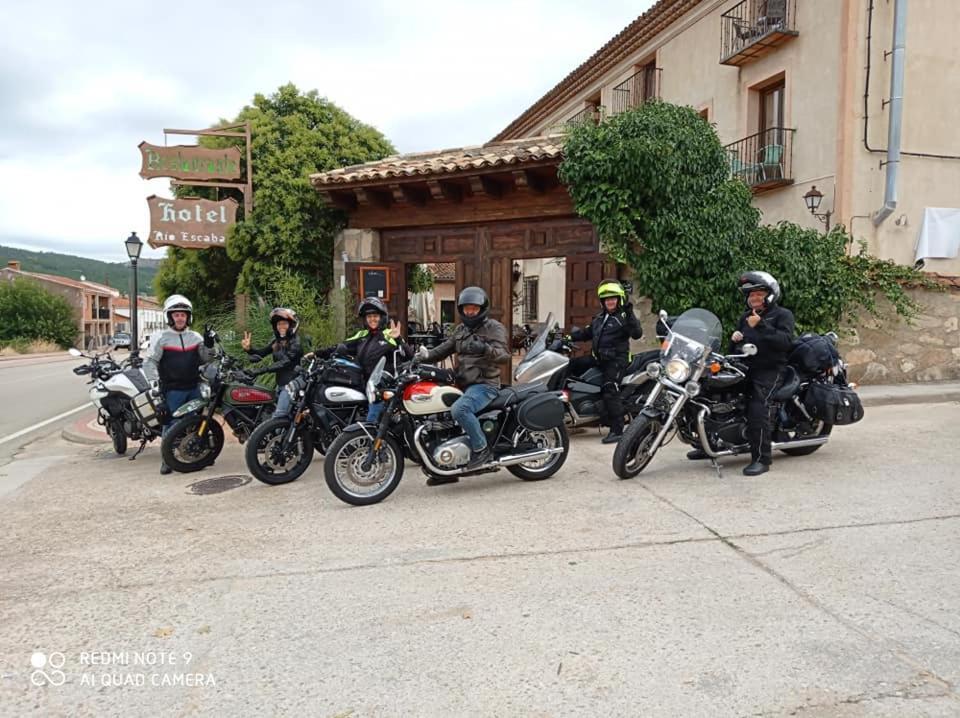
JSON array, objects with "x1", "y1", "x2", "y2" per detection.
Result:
[
  {"x1": 129, "y1": 438, "x2": 148, "y2": 461},
  {"x1": 709, "y1": 458, "x2": 724, "y2": 479}
]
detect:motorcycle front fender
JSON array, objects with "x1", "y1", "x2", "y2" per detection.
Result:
[{"x1": 173, "y1": 398, "x2": 208, "y2": 418}]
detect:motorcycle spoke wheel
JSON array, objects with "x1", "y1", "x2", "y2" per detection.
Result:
[
  {"x1": 333, "y1": 437, "x2": 396, "y2": 497},
  {"x1": 613, "y1": 418, "x2": 661, "y2": 479}
]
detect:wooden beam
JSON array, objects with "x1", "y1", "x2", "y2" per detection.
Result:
[
  {"x1": 514, "y1": 169, "x2": 546, "y2": 193},
  {"x1": 469, "y1": 176, "x2": 501, "y2": 198},
  {"x1": 321, "y1": 190, "x2": 357, "y2": 211},
  {"x1": 427, "y1": 179, "x2": 462, "y2": 203},
  {"x1": 354, "y1": 187, "x2": 391, "y2": 209},
  {"x1": 390, "y1": 183, "x2": 428, "y2": 206}
]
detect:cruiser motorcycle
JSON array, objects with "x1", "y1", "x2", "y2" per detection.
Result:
[
  {"x1": 68, "y1": 347, "x2": 164, "y2": 456},
  {"x1": 323, "y1": 357, "x2": 570, "y2": 506},
  {"x1": 612, "y1": 308, "x2": 856, "y2": 479}
]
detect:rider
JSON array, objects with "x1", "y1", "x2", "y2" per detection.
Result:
[
  {"x1": 569, "y1": 279, "x2": 643, "y2": 444},
  {"x1": 318, "y1": 297, "x2": 412, "y2": 423},
  {"x1": 241, "y1": 307, "x2": 305, "y2": 419},
  {"x1": 144, "y1": 294, "x2": 214, "y2": 475},
  {"x1": 723, "y1": 271, "x2": 795, "y2": 476},
  {"x1": 417, "y1": 286, "x2": 510, "y2": 482}
]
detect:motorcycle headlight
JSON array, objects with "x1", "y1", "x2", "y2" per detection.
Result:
[
  {"x1": 665, "y1": 358, "x2": 691, "y2": 383},
  {"x1": 199, "y1": 383, "x2": 211, "y2": 400},
  {"x1": 365, "y1": 379, "x2": 377, "y2": 404}
]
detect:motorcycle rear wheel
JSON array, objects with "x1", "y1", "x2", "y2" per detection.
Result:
[
  {"x1": 779, "y1": 420, "x2": 833, "y2": 456},
  {"x1": 324, "y1": 428, "x2": 404, "y2": 506},
  {"x1": 161, "y1": 415, "x2": 225, "y2": 473},
  {"x1": 245, "y1": 417, "x2": 315, "y2": 485},
  {"x1": 612, "y1": 415, "x2": 663, "y2": 479},
  {"x1": 507, "y1": 425, "x2": 569, "y2": 481}
]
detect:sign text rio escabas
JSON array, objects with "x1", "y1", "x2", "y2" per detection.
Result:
[{"x1": 147, "y1": 195, "x2": 238, "y2": 249}]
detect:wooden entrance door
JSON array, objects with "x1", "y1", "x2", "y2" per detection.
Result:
[{"x1": 565, "y1": 254, "x2": 619, "y2": 352}]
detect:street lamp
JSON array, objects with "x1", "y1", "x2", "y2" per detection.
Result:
[
  {"x1": 802, "y1": 185, "x2": 832, "y2": 231},
  {"x1": 125, "y1": 231, "x2": 143, "y2": 363}
]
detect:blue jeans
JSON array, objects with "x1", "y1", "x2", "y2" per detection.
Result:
[
  {"x1": 272, "y1": 388, "x2": 293, "y2": 419},
  {"x1": 450, "y1": 383, "x2": 499, "y2": 451},
  {"x1": 162, "y1": 386, "x2": 202, "y2": 435},
  {"x1": 366, "y1": 401, "x2": 385, "y2": 424}
]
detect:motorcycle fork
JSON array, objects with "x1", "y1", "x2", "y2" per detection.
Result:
[
  {"x1": 362, "y1": 396, "x2": 398, "y2": 471},
  {"x1": 646, "y1": 389, "x2": 688, "y2": 456},
  {"x1": 283, "y1": 394, "x2": 310, "y2": 450}
]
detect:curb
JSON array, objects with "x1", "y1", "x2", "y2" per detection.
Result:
[
  {"x1": 61, "y1": 412, "x2": 110, "y2": 446},
  {"x1": 860, "y1": 389, "x2": 960, "y2": 408}
]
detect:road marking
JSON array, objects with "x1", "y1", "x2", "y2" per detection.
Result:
[{"x1": 0, "y1": 404, "x2": 90, "y2": 446}]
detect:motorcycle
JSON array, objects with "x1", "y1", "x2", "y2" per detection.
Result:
[
  {"x1": 513, "y1": 312, "x2": 660, "y2": 428},
  {"x1": 159, "y1": 343, "x2": 275, "y2": 474},
  {"x1": 245, "y1": 354, "x2": 368, "y2": 485},
  {"x1": 323, "y1": 357, "x2": 570, "y2": 506},
  {"x1": 611, "y1": 308, "x2": 847, "y2": 479}
]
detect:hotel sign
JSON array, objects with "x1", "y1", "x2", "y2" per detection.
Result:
[{"x1": 146, "y1": 195, "x2": 238, "y2": 249}]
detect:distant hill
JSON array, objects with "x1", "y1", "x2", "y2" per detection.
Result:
[{"x1": 0, "y1": 245, "x2": 159, "y2": 296}]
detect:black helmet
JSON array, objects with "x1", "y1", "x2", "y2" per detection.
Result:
[
  {"x1": 738, "y1": 271, "x2": 781, "y2": 307},
  {"x1": 269, "y1": 307, "x2": 299, "y2": 338},
  {"x1": 358, "y1": 297, "x2": 388, "y2": 325},
  {"x1": 457, "y1": 286, "x2": 489, "y2": 330}
]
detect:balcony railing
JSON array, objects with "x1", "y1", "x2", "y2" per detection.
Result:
[
  {"x1": 720, "y1": 0, "x2": 797, "y2": 66},
  {"x1": 611, "y1": 67, "x2": 662, "y2": 115},
  {"x1": 725, "y1": 127, "x2": 795, "y2": 191},
  {"x1": 566, "y1": 106, "x2": 600, "y2": 128}
]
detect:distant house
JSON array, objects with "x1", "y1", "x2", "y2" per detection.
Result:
[
  {"x1": 113, "y1": 296, "x2": 165, "y2": 345},
  {"x1": 0, "y1": 260, "x2": 118, "y2": 349}
]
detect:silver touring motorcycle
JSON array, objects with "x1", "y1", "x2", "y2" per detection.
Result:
[{"x1": 611, "y1": 308, "x2": 863, "y2": 479}]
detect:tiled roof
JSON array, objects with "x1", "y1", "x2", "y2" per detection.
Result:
[
  {"x1": 429, "y1": 263, "x2": 456, "y2": 282},
  {"x1": 493, "y1": 0, "x2": 704, "y2": 140},
  {"x1": 311, "y1": 135, "x2": 565, "y2": 187},
  {"x1": 1, "y1": 268, "x2": 119, "y2": 296}
]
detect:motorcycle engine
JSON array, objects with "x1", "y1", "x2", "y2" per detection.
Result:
[
  {"x1": 703, "y1": 402, "x2": 747, "y2": 449},
  {"x1": 431, "y1": 436, "x2": 472, "y2": 468}
]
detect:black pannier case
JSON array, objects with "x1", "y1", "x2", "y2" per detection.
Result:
[
  {"x1": 517, "y1": 392, "x2": 565, "y2": 431},
  {"x1": 804, "y1": 382, "x2": 864, "y2": 425}
]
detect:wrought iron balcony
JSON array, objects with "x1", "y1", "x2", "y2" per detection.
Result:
[
  {"x1": 725, "y1": 127, "x2": 795, "y2": 191},
  {"x1": 611, "y1": 67, "x2": 662, "y2": 115},
  {"x1": 720, "y1": 0, "x2": 798, "y2": 66},
  {"x1": 566, "y1": 106, "x2": 600, "y2": 128}
]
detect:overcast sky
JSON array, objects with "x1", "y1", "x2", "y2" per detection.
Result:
[{"x1": 0, "y1": 0, "x2": 654, "y2": 263}]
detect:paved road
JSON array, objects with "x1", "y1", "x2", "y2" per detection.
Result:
[
  {"x1": 0, "y1": 400, "x2": 958, "y2": 716},
  {"x1": 0, "y1": 351, "x2": 128, "y2": 464}
]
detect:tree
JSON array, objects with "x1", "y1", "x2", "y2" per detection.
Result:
[
  {"x1": 0, "y1": 278, "x2": 77, "y2": 347},
  {"x1": 156, "y1": 83, "x2": 395, "y2": 307},
  {"x1": 559, "y1": 101, "x2": 933, "y2": 335}
]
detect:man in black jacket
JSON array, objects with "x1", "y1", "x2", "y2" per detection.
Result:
[
  {"x1": 569, "y1": 279, "x2": 643, "y2": 444},
  {"x1": 241, "y1": 307, "x2": 305, "y2": 418},
  {"x1": 731, "y1": 271, "x2": 795, "y2": 476}
]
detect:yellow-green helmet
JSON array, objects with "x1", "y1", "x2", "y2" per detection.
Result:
[{"x1": 597, "y1": 279, "x2": 626, "y2": 307}]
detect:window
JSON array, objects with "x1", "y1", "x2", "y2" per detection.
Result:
[
  {"x1": 440, "y1": 300, "x2": 455, "y2": 324},
  {"x1": 759, "y1": 78, "x2": 785, "y2": 144},
  {"x1": 522, "y1": 277, "x2": 539, "y2": 324},
  {"x1": 640, "y1": 60, "x2": 658, "y2": 102}
]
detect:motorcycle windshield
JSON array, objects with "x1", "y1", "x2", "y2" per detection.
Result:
[
  {"x1": 663, "y1": 309, "x2": 723, "y2": 362},
  {"x1": 521, "y1": 312, "x2": 555, "y2": 362}
]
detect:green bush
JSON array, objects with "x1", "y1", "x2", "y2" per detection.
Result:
[
  {"x1": 559, "y1": 101, "x2": 935, "y2": 338},
  {"x1": 0, "y1": 278, "x2": 77, "y2": 348}
]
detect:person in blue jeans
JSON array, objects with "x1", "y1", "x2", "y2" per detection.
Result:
[
  {"x1": 417, "y1": 286, "x2": 510, "y2": 485},
  {"x1": 144, "y1": 294, "x2": 213, "y2": 475}
]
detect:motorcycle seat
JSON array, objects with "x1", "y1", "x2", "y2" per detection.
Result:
[
  {"x1": 487, "y1": 382, "x2": 546, "y2": 410},
  {"x1": 625, "y1": 349, "x2": 660, "y2": 374},
  {"x1": 772, "y1": 366, "x2": 801, "y2": 402}
]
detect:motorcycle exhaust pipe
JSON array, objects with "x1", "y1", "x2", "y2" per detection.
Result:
[
  {"x1": 494, "y1": 447, "x2": 564, "y2": 467},
  {"x1": 771, "y1": 436, "x2": 830, "y2": 450}
]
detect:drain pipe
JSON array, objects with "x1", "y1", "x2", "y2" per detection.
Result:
[{"x1": 873, "y1": 0, "x2": 907, "y2": 225}]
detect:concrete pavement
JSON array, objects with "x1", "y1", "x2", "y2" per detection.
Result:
[{"x1": 0, "y1": 399, "x2": 958, "y2": 716}]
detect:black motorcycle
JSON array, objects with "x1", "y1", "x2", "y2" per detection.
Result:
[
  {"x1": 323, "y1": 357, "x2": 570, "y2": 506},
  {"x1": 612, "y1": 308, "x2": 860, "y2": 479},
  {"x1": 245, "y1": 355, "x2": 368, "y2": 485},
  {"x1": 513, "y1": 312, "x2": 660, "y2": 428},
  {"x1": 160, "y1": 343, "x2": 275, "y2": 473}
]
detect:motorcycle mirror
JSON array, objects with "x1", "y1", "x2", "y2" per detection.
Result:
[
  {"x1": 658, "y1": 309, "x2": 668, "y2": 322},
  {"x1": 621, "y1": 280, "x2": 634, "y2": 295},
  {"x1": 68, "y1": 348, "x2": 82, "y2": 357},
  {"x1": 742, "y1": 343, "x2": 758, "y2": 356}
]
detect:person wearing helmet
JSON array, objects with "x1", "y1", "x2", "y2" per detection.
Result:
[
  {"x1": 568, "y1": 279, "x2": 643, "y2": 444},
  {"x1": 416, "y1": 286, "x2": 510, "y2": 480},
  {"x1": 693, "y1": 271, "x2": 795, "y2": 475},
  {"x1": 316, "y1": 297, "x2": 413, "y2": 423},
  {"x1": 241, "y1": 307, "x2": 305, "y2": 418},
  {"x1": 144, "y1": 294, "x2": 215, "y2": 474}
]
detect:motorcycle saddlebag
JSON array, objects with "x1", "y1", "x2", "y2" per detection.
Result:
[
  {"x1": 789, "y1": 333, "x2": 840, "y2": 376},
  {"x1": 803, "y1": 382, "x2": 864, "y2": 426},
  {"x1": 322, "y1": 359, "x2": 365, "y2": 388},
  {"x1": 516, "y1": 392, "x2": 565, "y2": 431},
  {"x1": 131, "y1": 389, "x2": 166, "y2": 431}
]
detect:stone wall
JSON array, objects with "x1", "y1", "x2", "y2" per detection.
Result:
[{"x1": 841, "y1": 288, "x2": 960, "y2": 385}]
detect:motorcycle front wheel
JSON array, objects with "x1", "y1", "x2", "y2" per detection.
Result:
[
  {"x1": 108, "y1": 421, "x2": 127, "y2": 455},
  {"x1": 160, "y1": 415, "x2": 225, "y2": 473},
  {"x1": 324, "y1": 428, "x2": 404, "y2": 506},
  {"x1": 245, "y1": 417, "x2": 315, "y2": 485},
  {"x1": 612, "y1": 414, "x2": 663, "y2": 480}
]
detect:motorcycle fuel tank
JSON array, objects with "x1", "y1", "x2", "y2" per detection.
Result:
[
  {"x1": 323, "y1": 386, "x2": 366, "y2": 404},
  {"x1": 403, "y1": 381, "x2": 463, "y2": 416}
]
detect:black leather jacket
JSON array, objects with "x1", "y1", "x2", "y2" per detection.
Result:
[
  {"x1": 246, "y1": 334, "x2": 305, "y2": 388},
  {"x1": 735, "y1": 304, "x2": 796, "y2": 371},
  {"x1": 570, "y1": 304, "x2": 643, "y2": 361},
  {"x1": 425, "y1": 319, "x2": 510, "y2": 387}
]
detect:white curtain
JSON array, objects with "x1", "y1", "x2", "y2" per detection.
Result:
[{"x1": 915, "y1": 207, "x2": 960, "y2": 263}]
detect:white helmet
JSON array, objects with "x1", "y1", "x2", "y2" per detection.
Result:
[{"x1": 163, "y1": 294, "x2": 193, "y2": 327}]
